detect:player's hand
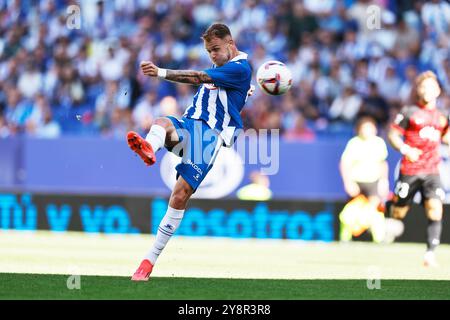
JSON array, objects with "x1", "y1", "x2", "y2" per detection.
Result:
[
  {"x1": 402, "y1": 146, "x2": 422, "y2": 162},
  {"x1": 344, "y1": 182, "x2": 360, "y2": 198},
  {"x1": 140, "y1": 61, "x2": 159, "y2": 77}
]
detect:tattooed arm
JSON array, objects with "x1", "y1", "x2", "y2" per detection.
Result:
[
  {"x1": 165, "y1": 70, "x2": 213, "y2": 85},
  {"x1": 140, "y1": 61, "x2": 213, "y2": 85}
]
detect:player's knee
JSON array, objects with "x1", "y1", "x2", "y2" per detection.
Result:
[
  {"x1": 170, "y1": 186, "x2": 192, "y2": 209},
  {"x1": 169, "y1": 193, "x2": 187, "y2": 210},
  {"x1": 428, "y1": 212, "x2": 442, "y2": 221},
  {"x1": 153, "y1": 117, "x2": 172, "y2": 129}
]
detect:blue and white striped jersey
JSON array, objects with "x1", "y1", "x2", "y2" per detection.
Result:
[{"x1": 183, "y1": 52, "x2": 252, "y2": 147}]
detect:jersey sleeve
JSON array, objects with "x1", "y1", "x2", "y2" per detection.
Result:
[
  {"x1": 204, "y1": 61, "x2": 248, "y2": 90},
  {"x1": 391, "y1": 106, "x2": 413, "y2": 133}
]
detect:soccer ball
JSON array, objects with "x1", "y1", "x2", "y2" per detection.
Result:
[{"x1": 256, "y1": 61, "x2": 293, "y2": 95}]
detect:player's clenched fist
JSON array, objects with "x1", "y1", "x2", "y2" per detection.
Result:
[
  {"x1": 401, "y1": 144, "x2": 423, "y2": 162},
  {"x1": 140, "y1": 61, "x2": 159, "y2": 77}
]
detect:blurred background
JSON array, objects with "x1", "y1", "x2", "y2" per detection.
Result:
[{"x1": 0, "y1": 0, "x2": 449, "y2": 243}]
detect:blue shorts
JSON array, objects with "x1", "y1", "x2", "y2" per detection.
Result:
[{"x1": 166, "y1": 116, "x2": 222, "y2": 192}]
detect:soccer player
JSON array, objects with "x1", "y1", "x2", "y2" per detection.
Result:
[
  {"x1": 127, "y1": 23, "x2": 253, "y2": 281},
  {"x1": 339, "y1": 116, "x2": 390, "y2": 243},
  {"x1": 388, "y1": 71, "x2": 449, "y2": 267}
]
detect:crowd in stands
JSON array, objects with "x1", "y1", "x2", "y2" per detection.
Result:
[{"x1": 0, "y1": 0, "x2": 449, "y2": 140}]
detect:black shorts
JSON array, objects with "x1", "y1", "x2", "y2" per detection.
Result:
[
  {"x1": 393, "y1": 174, "x2": 445, "y2": 207},
  {"x1": 356, "y1": 181, "x2": 379, "y2": 198}
]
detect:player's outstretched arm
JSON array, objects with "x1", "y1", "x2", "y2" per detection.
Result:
[
  {"x1": 140, "y1": 61, "x2": 212, "y2": 85},
  {"x1": 387, "y1": 127, "x2": 405, "y2": 152},
  {"x1": 165, "y1": 69, "x2": 212, "y2": 85}
]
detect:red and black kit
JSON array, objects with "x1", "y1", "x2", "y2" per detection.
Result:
[{"x1": 391, "y1": 105, "x2": 449, "y2": 206}]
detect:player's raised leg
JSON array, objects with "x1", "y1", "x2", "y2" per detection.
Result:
[
  {"x1": 131, "y1": 176, "x2": 193, "y2": 281},
  {"x1": 127, "y1": 117, "x2": 178, "y2": 166}
]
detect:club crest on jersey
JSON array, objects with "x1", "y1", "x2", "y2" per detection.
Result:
[{"x1": 204, "y1": 83, "x2": 218, "y2": 90}]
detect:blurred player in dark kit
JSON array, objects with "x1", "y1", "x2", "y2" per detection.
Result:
[{"x1": 388, "y1": 71, "x2": 449, "y2": 267}]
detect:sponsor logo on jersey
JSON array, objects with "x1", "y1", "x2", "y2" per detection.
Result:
[
  {"x1": 186, "y1": 158, "x2": 203, "y2": 175},
  {"x1": 419, "y1": 126, "x2": 441, "y2": 142}
]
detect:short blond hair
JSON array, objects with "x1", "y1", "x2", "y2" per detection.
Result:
[
  {"x1": 415, "y1": 70, "x2": 438, "y2": 87},
  {"x1": 411, "y1": 70, "x2": 440, "y2": 103}
]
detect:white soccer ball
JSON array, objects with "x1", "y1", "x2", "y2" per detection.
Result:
[{"x1": 256, "y1": 61, "x2": 293, "y2": 95}]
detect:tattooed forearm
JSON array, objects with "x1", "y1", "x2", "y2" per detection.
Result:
[{"x1": 165, "y1": 70, "x2": 213, "y2": 85}]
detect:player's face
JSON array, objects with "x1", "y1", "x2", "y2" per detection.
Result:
[
  {"x1": 204, "y1": 36, "x2": 233, "y2": 67},
  {"x1": 417, "y1": 77, "x2": 441, "y2": 104},
  {"x1": 359, "y1": 122, "x2": 377, "y2": 139}
]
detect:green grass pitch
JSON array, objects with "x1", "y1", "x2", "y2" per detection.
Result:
[
  {"x1": 1, "y1": 231, "x2": 450, "y2": 299},
  {"x1": 1, "y1": 273, "x2": 450, "y2": 299}
]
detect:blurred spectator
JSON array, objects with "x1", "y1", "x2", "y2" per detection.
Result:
[
  {"x1": 255, "y1": 16, "x2": 286, "y2": 56},
  {"x1": 26, "y1": 107, "x2": 61, "y2": 138},
  {"x1": 95, "y1": 80, "x2": 126, "y2": 131},
  {"x1": 158, "y1": 96, "x2": 180, "y2": 117},
  {"x1": 4, "y1": 87, "x2": 32, "y2": 133},
  {"x1": 17, "y1": 62, "x2": 42, "y2": 99},
  {"x1": 358, "y1": 82, "x2": 389, "y2": 125},
  {"x1": 393, "y1": 15, "x2": 420, "y2": 58},
  {"x1": 336, "y1": 24, "x2": 369, "y2": 63},
  {"x1": 192, "y1": 0, "x2": 219, "y2": 31},
  {"x1": 353, "y1": 59, "x2": 371, "y2": 96},
  {"x1": 339, "y1": 116, "x2": 389, "y2": 243},
  {"x1": 377, "y1": 64, "x2": 402, "y2": 107},
  {"x1": 283, "y1": 112, "x2": 316, "y2": 142},
  {"x1": 237, "y1": 171, "x2": 272, "y2": 201},
  {"x1": 175, "y1": 84, "x2": 195, "y2": 111},
  {"x1": 372, "y1": 10, "x2": 398, "y2": 51},
  {"x1": 100, "y1": 46, "x2": 127, "y2": 82},
  {"x1": 437, "y1": 57, "x2": 450, "y2": 94},
  {"x1": 0, "y1": 0, "x2": 448, "y2": 140},
  {"x1": 26, "y1": 94, "x2": 48, "y2": 129},
  {"x1": 421, "y1": 0, "x2": 450, "y2": 42},
  {"x1": 286, "y1": 2, "x2": 319, "y2": 50},
  {"x1": 0, "y1": 115, "x2": 10, "y2": 138},
  {"x1": 132, "y1": 91, "x2": 157, "y2": 133},
  {"x1": 329, "y1": 86, "x2": 363, "y2": 123},
  {"x1": 347, "y1": 0, "x2": 379, "y2": 41},
  {"x1": 399, "y1": 64, "x2": 419, "y2": 104},
  {"x1": 103, "y1": 108, "x2": 132, "y2": 139}
]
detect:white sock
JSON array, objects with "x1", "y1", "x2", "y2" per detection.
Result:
[
  {"x1": 145, "y1": 125, "x2": 166, "y2": 152},
  {"x1": 144, "y1": 206, "x2": 185, "y2": 265}
]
